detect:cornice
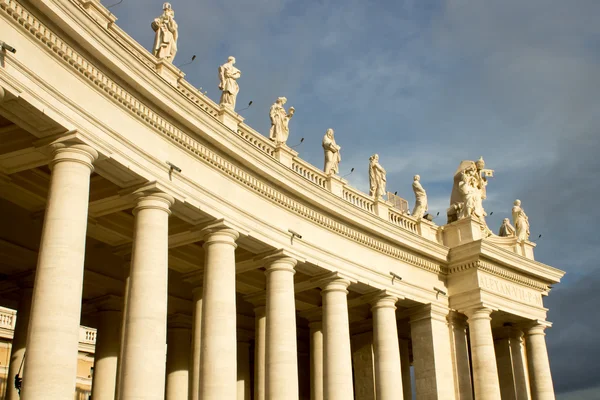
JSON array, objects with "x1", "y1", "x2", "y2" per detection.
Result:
[
  {"x1": 448, "y1": 260, "x2": 550, "y2": 292},
  {"x1": 0, "y1": 0, "x2": 449, "y2": 276}
]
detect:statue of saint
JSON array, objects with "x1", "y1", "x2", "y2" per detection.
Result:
[
  {"x1": 218, "y1": 57, "x2": 241, "y2": 109},
  {"x1": 269, "y1": 97, "x2": 295, "y2": 144},
  {"x1": 369, "y1": 154, "x2": 387, "y2": 200},
  {"x1": 322, "y1": 129, "x2": 341, "y2": 175},
  {"x1": 512, "y1": 199, "x2": 530, "y2": 241},
  {"x1": 151, "y1": 3, "x2": 178, "y2": 62},
  {"x1": 411, "y1": 175, "x2": 428, "y2": 219},
  {"x1": 448, "y1": 158, "x2": 493, "y2": 236},
  {"x1": 498, "y1": 218, "x2": 516, "y2": 237}
]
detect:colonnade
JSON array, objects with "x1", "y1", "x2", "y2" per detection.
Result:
[{"x1": 5, "y1": 142, "x2": 556, "y2": 400}]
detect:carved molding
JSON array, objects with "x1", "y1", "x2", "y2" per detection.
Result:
[{"x1": 448, "y1": 260, "x2": 549, "y2": 291}]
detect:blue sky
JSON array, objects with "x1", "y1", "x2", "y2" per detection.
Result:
[{"x1": 109, "y1": 0, "x2": 600, "y2": 397}]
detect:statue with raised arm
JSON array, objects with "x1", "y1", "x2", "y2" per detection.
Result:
[
  {"x1": 151, "y1": 3, "x2": 178, "y2": 62},
  {"x1": 322, "y1": 128, "x2": 341, "y2": 175},
  {"x1": 218, "y1": 56, "x2": 241, "y2": 109},
  {"x1": 269, "y1": 97, "x2": 295, "y2": 144},
  {"x1": 411, "y1": 175, "x2": 428, "y2": 219},
  {"x1": 369, "y1": 154, "x2": 387, "y2": 200},
  {"x1": 512, "y1": 199, "x2": 530, "y2": 241},
  {"x1": 498, "y1": 218, "x2": 516, "y2": 237},
  {"x1": 448, "y1": 158, "x2": 493, "y2": 236}
]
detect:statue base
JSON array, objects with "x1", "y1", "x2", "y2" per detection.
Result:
[
  {"x1": 326, "y1": 174, "x2": 346, "y2": 197},
  {"x1": 273, "y1": 144, "x2": 298, "y2": 169},
  {"x1": 218, "y1": 106, "x2": 244, "y2": 132},
  {"x1": 442, "y1": 216, "x2": 487, "y2": 247},
  {"x1": 156, "y1": 59, "x2": 185, "y2": 86}
]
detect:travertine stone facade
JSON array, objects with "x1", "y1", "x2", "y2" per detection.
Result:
[{"x1": 0, "y1": 0, "x2": 564, "y2": 399}]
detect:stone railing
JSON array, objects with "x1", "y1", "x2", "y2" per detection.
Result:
[
  {"x1": 79, "y1": 326, "x2": 97, "y2": 345},
  {"x1": 0, "y1": 309, "x2": 16, "y2": 330},
  {"x1": 389, "y1": 208, "x2": 418, "y2": 233},
  {"x1": 237, "y1": 125, "x2": 276, "y2": 157},
  {"x1": 177, "y1": 80, "x2": 220, "y2": 119},
  {"x1": 291, "y1": 159, "x2": 328, "y2": 189},
  {"x1": 342, "y1": 186, "x2": 375, "y2": 213}
]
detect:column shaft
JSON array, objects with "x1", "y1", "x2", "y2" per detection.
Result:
[
  {"x1": 509, "y1": 329, "x2": 531, "y2": 400},
  {"x1": 321, "y1": 278, "x2": 354, "y2": 400},
  {"x1": 22, "y1": 143, "x2": 97, "y2": 400},
  {"x1": 189, "y1": 287, "x2": 203, "y2": 400},
  {"x1": 466, "y1": 308, "x2": 501, "y2": 400},
  {"x1": 410, "y1": 305, "x2": 456, "y2": 400},
  {"x1": 254, "y1": 305, "x2": 266, "y2": 400},
  {"x1": 119, "y1": 192, "x2": 174, "y2": 400},
  {"x1": 237, "y1": 342, "x2": 251, "y2": 400},
  {"x1": 6, "y1": 288, "x2": 32, "y2": 400},
  {"x1": 309, "y1": 321, "x2": 324, "y2": 400},
  {"x1": 371, "y1": 295, "x2": 403, "y2": 400},
  {"x1": 92, "y1": 310, "x2": 123, "y2": 400},
  {"x1": 495, "y1": 336, "x2": 517, "y2": 400},
  {"x1": 265, "y1": 257, "x2": 299, "y2": 399},
  {"x1": 399, "y1": 339, "x2": 412, "y2": 400},
  {"x1": 448, "y1": 314, "x2": 473, "y2": 400},
  {"x1": 525, "y1": 324, "x2": 555, "y2": 400},
  {"x1": 115, "y1": 261, "x2": 131, "y2": 400},
  {"x1": 199, "y1": 227, "x2": 239, "y2": 399},
  {"x1": 166, "y1": 327, "x2": 191, "y2": 400}
]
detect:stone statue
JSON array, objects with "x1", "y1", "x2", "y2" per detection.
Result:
[
  {"x1": 411, "y1": 175, "x2": 428, "y2": 219},
  {"x1": 151, "y1": 3, "x2": 178, "y2": 62},
  {"x1": 448, "y1": 158, "x2": 493, "y2": 236},
  {"x1": 512, "y1": 199, "x2": 530, "y2": 241},
  {"x1": 498, "y1": 218, "x2": 516, "y2": 237},
  {"x1": 218, "y1": 57, "x2": 241, "y2": 109},
  {"x1": 269, "y1": 97, "x2": 295, "y2": 145},
  {"x1": 322, "y1": 129, "x2": 341, "y2": 175},
  {"x1": 369, "y1": 154, "x2": 387, "y2": 200}
]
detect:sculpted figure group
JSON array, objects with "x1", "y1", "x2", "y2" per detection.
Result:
[{"x1": 151, "y1": 7, "x2": 532, "y2": 235}]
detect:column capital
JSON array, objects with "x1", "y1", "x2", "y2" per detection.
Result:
[
  {"x1": 508, "y1": 326, "x2": 524, "y2": 340},
  {"x1": 463, "y1": 306, "x2": 494, "y2": 321},
  {"x1": 200, "y1": 220, "x2": 240, "y2": 247},
  {"x1": 308, "y1": 321, "x2": 322, "y2": 332},
  {"x1": 49, "y1": 141, "x2": 99, "y2": 171},
  {"x1": 133, "y1": 188, "x2": 175, "y2": 215},
  {"x1": 409, "y1": 303, "x2": 450, "y2": 324},
  {"x1": 447, "y1": 310, "x2": 468, "y2": 327},
  {"x1": 524, "y1": 320, "x2": 552, "y2": 337},
  {"x1": 264, "y1": 256, "x2": 297, "y2": 274},
  {"x1": 369, "y1": 291, "x2": 399, "y2": 311},
  {"x1": 317, "y1": 272, "x2": 356, "y2": 293}
]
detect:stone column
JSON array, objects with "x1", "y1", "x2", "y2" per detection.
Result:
[
  {"x1": 409, "y1": 304, "x2": 456, "y2": 400},
  {"x1": 165, "y1": 316, "x2": 192, "y2": 400},
  {"x1": 6, "y1": 288, "x2": 32, "y2": 400},
  {"x1": 115, "y1": 260, "x2": 131, "y2": 400},
  {"x1": 309, "y1": 321, "x2": 324, "y2": 400},
  {"x1": 509, "y1": 328, "x2": 531, "y2": 400},
  {"x1": 237, "y1": 341, "x2": 252, "y2": 400},
  {"x1": 91, "y1": 298, "x2": 123, "y2": 400},
  {"x1": 371, "y1": 294, "x2": 403, "y2": 400},
  {"x1": 525, "y1": 323, "x2": 555, "y2": 400},
  {"x1": 253, "y1": 302, "x2": 266, "y2": 400},
  {"x1": 321, "y1": 277, "x2": 354, "y2": 399},
  {"x1": 198, "y1": 224, "x2": 239, "y2": 400},
  {"x1": 265, "y1": 255, "x2": 299, "y2": 399},
  {"x1": 189, "y1": 286, "x2": 203, "y2": 400},
  {"x1": 119, "y1": 190, "x2": 175, "y2": 400},
  {"x1": 448, "y1": 313, "x2": 473, "y2": 400},
  {"x1": 21, "y1": 142, "x2": 98, "y2": 400},
  {"x1": 495, "y1": 329, "x2": 517, "y2": 400},
  {"x1": 465, "y1": 307, "x2": 501, "y2": 400},
  {"x1": 399, "y1": 338, "x2": 412, "y2": 400}
]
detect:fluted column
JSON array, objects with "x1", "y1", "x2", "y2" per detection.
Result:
[
  {"x1": 309, "y1": 321, "x2": 324, "y2": 400},
  {"x1": 399, "y1": 339, "x2": 412, "y2": 400},
  {"x1": 465, "y1": 307, "x2": 501, "y2": 400},
  {"x1": 448, "y1": 313, "x2": 473, "y2": 400},
  {"x1": 6, "y1": 288, "x2": 32, "y2": 400},
  {"x1": 189, "y1": 286, "x2": 203, "y2": 400},
  {"x1": 371, "y1": 294, "x2": 403, "y2": 400},
  {"x1": 198, "y1": 224, "x2": 239, "y2": 400},
  {"x1": 251, "y1": 301, "x2": 266, "y2": 400},
  {"x1": 509, "y1": 328, "x2": 531, "y2": 400},
  {"x1": 525, "y1": 323, "x2": 555, "y2": 400},
  {"x1": 265, "y1": 255, "x2": 299, "y2": 399},
  {"x1": 119, "y1": 190, "x2": 175, "y2": 400},
  {"x1": 91, "y1": 299, "x2": 123, "y2": 400},
  {"x1": 165, "y1": 316, "x2": 192, "y2": 400},
  {"x1": 21, "y1": 142, "x2": 98, "y2": 400},
  {"x1": 321, "y1": 277, "x2": 354, "y2": 400}
]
